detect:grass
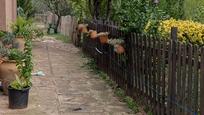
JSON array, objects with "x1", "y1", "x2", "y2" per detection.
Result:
[
  {"x1": 47, "y1": 33, "x2": 71, "y2": 43},
  {"x1": 82, "y1": 55, "x2": 140, "y2": 113}
]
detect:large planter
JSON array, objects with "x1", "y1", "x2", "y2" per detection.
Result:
[
  {"x1": 0, "y1": 60, "x2": 19, "y2": 95},
  {"x1": 8, "y1": 86, "x2": 30, "y2": 109},
  {"x1": 15, "y1": 36, "x2": 25, "y2": 51}
]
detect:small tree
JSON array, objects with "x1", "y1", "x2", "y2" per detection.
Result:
[
  {"x1": 43, "y1": 0, "x2": 72, "y2": 33},
  {"x1": 17, "y1": 0, "x2": 36, "y2": 18}
]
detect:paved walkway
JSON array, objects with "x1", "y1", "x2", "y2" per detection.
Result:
[{"x1": 0, "y1": 37, "x2": 141, "y2": 115}]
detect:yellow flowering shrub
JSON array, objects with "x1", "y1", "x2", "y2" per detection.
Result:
[{"x1": 158, "y1": 18, "x2": 204, "y2": 45}]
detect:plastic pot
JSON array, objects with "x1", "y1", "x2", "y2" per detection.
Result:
[{"x1": 8, "y1": 86, "x2": 30, "y2": 109}]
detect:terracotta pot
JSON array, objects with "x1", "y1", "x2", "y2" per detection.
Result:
[
  {"x1": 90, "y1": 31, "x2": 97, "y2": 39},
  {"x1": 99, "y1": 36, "x2": 108, "y2": 44},
  {"x1": 0, "y1": 60, "x2": 19, "y2": 95},
  {"x1": 114, "y1": 44, "x2": 125, "y2": 54},
  {"x1": 81, "y1": 27, "x2": 88, "y2": 33},
  {"x1": 78, "y1": 24, "x2": 88, "y2": 33},
  {"x1": 15, "y1": 37, "x2": 25, "y2": 52}
]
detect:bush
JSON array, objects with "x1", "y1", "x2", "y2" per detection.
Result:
[{"x1": 158, "y1": 18, "x2": 204, "y2": 45}]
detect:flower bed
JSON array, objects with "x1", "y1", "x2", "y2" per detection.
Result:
[{"x1": 158, "y1": 18, "x2": 204, "y2": 45}]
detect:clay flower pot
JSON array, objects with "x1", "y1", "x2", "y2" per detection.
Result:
[
  {"x1": 114, "y1": 44, "x2": 125, "y2": 54},
  {"x1": 15, "y1": 36, "x2": 25, "y2": 52},
  {"x1": 97, "y1": 32, "x2": 109, "y2": 44},
  {"x1": 78, "y1": 24, "x2": 88, "y2": 33},
  {"x1": 0, "y1": 60, "x2": 19, "y2": 95},
  {"x1": 90, "y1": 30, "x2": 97, "y2": 39}
]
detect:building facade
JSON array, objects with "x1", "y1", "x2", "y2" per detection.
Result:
[{"x1": 0, "y1": 0, "x2": 17, "y2": 31}]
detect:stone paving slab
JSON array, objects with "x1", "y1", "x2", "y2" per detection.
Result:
[{"x1": 0, "y1": 38, "x2": 145, "y2": 115}]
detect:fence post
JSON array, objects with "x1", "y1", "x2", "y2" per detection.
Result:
[
  {"x1": 167, "y1": 27, "x2": 177, "y2": 115},
  {"x1": 200, "y1": 48, "x2": 204, "y2": 115}
]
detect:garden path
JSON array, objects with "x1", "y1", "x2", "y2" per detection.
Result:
[{"x1": 0, "y1": 36, "x2": 142, "y2": 115}]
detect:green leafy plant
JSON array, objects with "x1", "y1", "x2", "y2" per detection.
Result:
[
  {"x1": 2, "y1": 32, "x2": 15, "y2": 46},
  {"x1": 0, "y1": 44, "x2": 9, "y2": 59},
  {"x1": 11, "y1": 16, "x2": 32, "y2": 38},
  {"x1": 0, "y1": 31, "x2": 6, "y2": 38},
  {"x1": 10, "y1": 39, "x2": 33, "y2": 90},
  {"x1": 8, "y1": 49, "x2": 24, "y2": 61}
]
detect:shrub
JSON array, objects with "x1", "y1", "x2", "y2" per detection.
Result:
[{"x1": 158, "y1": 18, "x2": 204, "y2": 45}]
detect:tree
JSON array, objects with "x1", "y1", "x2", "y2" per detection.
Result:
[
  {"x1": 17, "y1": 0, "x2": 36, "y2": 18},
  {"x1": 165, "y1": 0, "x2": 185, "y2": 19},
  {"x1": 42, "y1": 0, "x2": 72, "y2": 33}
]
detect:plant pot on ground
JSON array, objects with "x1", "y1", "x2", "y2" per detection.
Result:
[
  {"x1": 0, "y1": 49, "x2": 23, "y2": 95},
  {"x1": 9, "y1": 39, "x2": 33, "y2": 109},
  {"x1": 8, "y1": 85, "x2": 30, "y2": 109}
]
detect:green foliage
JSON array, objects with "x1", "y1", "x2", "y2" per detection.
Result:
[
  {"x1": 8, "y1": 49, "x2": 24, "y2": 61},
  {"x1": 11, "y1": 17, "x2": 33, "y2": 38},
  {"x1": 2, "y1": 32, "x2": 15, "y2": 45},
  {"x1": 48, "y1": 34, "x2": 70, "y2": 43},
  {"x1": 0, "y1": 44, "x2": 9, "y2": 58},
  {"x1": 163, "y1": 0, "x2": 185, "y2": 19},
  {"x1": 124, "y1": 96, "x2": 139, "y2": 113},
  {"x1": 10, "y1": 38, "x2": 33, "y2": 90},
  {"x1": 111, "y1": 0, "x2": 152, "y2": 33},
  {"x1": 192, "y1": 6, "x2": 204, "y2": 24},
  {"x1": 144, "y1": 7, "x2": 169, "y2": 35},
  {"x1": 11, "y1": 16, "x2": 44, "y2": 39},
  {"x1": 68, "y1": 0, "x2": 91, "y2": 21},
  {"x1": 17, "y1": 0, "x2": 36, "y2": 18},
  {"x1": 0, "y1": 31, "x2": 6, "y2": 38}
]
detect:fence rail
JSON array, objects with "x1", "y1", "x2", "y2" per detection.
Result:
[{"x1": 77, "y1": 20, "x2": 204, "y2": 115}]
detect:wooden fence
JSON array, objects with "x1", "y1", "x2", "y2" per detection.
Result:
[{"x1": 78, "y1": 20, "x2": 204, "y2": 115}]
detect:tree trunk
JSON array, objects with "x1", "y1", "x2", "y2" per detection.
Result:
[
  {"x1": 55, "y1": 15, "x2": 61, "y2": 33},
  {"x1": 88, "y1": 0, "x2": 94, "y2": 18},
  {"x1": 93, "y1": 0, "x2": 100, "y2": 19},
  {"x1": 106, "y1": 0, "x2": 112, "y2": 20}
]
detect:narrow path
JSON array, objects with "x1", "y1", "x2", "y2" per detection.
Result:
[{"x1": 0, "y1": 37, "x2": 138, "y2": 115}]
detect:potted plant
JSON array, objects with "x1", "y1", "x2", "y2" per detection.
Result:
[
  {"x1": 11, "y1": 17, "x2": 32, "y2": 51},
  {"x1": 97, "y1": 32, "x2": 109, "y2": 44},
  {"x1": 0, "y1": 49, "x2": 23, "y2": 95},
  {"x1": 78, "y1": 24, "x2": 88, "y2": 33},
  {"x1": 8, "y1": 39, "x2": 33, "y2": 109},
  {"x1": 1, "y1": 32, "x2": 16, "y2": 49},
  {"x1": 114, "y1": 44, "x2": 125, "y2": 54},
  {"x1": 89, "y1": 30, "x2": 97, "y2": 39}
]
